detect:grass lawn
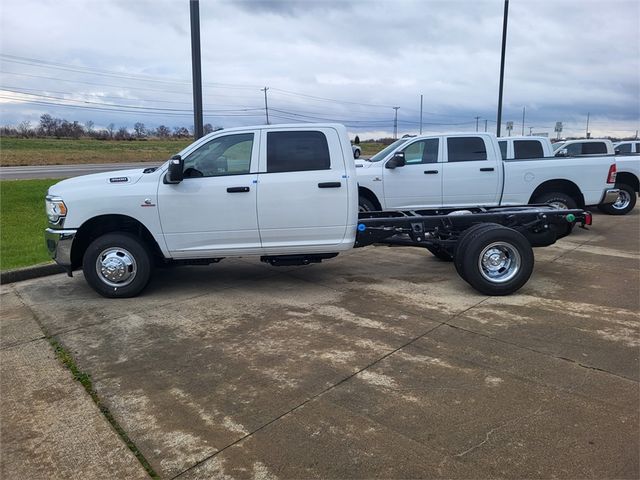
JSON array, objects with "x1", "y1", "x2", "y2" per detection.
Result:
[
  {"x1": 0, "y1": 137, "x2": 388, "y2": 167},
  {"x1": 1, "y1": 179, "x2": 59, "y2": 270},
  {"x1": 0, "y1": 137, "x2": 191, "y2": 166}
]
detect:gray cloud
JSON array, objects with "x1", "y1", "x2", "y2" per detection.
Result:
[{"x1": 0, "y1": 0, "x2": 638, "y2": 138}]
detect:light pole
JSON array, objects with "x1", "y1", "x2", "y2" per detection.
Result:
[
  {"x1": 419, "y1": 95, "x2": 423, "y2": 135},
  {"x1": 261, "y1": 87, "x2": 270, "y2": 125},
  {"x1": 189, "y1": 0, "x2": 204, "y2": 139},
  {"x1": 393, "y1": 106, "x2": 400, "y2": 139},
  {"x1": 496, "y1": 0, "x2": 509, "y2": 137}
]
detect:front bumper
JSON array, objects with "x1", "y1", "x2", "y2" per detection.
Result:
[
  {"x1": 45, "y1": 228, "x2": 77, "y2": 267},
  {"x1": 600, "y1": 188, "x2": 621, "y2": 205}
]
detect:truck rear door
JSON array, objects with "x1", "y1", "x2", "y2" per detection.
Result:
[
  {"x1": 441, "y1": 135, "x2": 501, "y2": 207},
  {"x1": 256, "y1": 128, "x2": 349, "y2": 251}
]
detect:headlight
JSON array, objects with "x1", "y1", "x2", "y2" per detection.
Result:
[{"x1": 46, "y1": 196, "x2": 68, "y2": 224}]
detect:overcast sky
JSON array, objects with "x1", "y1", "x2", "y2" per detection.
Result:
[{"x1": 1, "y1": 0, "x2": 638, "y2": 139}]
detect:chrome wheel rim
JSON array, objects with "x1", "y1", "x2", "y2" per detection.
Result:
[
  {"x1": 613, "y1": 190, "x2": 631, "y2": 210},
  {"x1": 548, "y1": 200, "x2": 568, "y2": 210},
  {"x1": 96, "y1": 247, "x2": 137, "y2": 287},
  {"x1": 478, "y1": 242, "x2": 521, "y2": 284}
]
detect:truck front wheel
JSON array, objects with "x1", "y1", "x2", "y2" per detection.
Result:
[
  {"x1": 458, "y1": 225, "x2": 534, "y2": 296},
  {"x1": 82, "y1": 233, "x2": 152, "y2": 298}
]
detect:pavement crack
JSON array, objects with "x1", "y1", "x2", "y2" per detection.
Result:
[{"x1": 454, "y1": 404, "x2": 545, "y2": 457}]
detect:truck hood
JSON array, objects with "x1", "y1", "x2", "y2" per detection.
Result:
[{"x1": 48, "y1": 168, "x2": 151, "y2": 195}]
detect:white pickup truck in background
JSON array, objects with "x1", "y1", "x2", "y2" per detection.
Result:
[
  {"x1": 553, "y1": 138, "x2": 639, "y2": 215},
  {"x1": 44, "y1": 124, "x2": 592, "y2": 298},
  {"x1": 356, "y1": 132, "x2": 618, "y2": 213}
]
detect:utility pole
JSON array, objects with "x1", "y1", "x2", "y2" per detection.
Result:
[
  {"x1": 585, "y1": 112, "x2": 590, "y2": 138},
  {"x1": 475, "y1": 116, "x2": 480, "y2": 132},
  {"x1": 189, "y1": 0, "x2": 204, "y2": 139},
  {"x1": 521, "y1": 106, "x2": 525, "y2": 135},
  {"x1": 529, "y1": 126, "x2": 533, "y2": 135},
  {"x1": 484, "y1": 119, "x2": 488, "y2": 132},
  {"x1": 419, "y1": 95, "x2": 423, "y2": 135},
  {"x1": 393, "y1": 106, "x2": 400, "y2": 139},
  {"x1": 496, "y1": 0, "x2": 509, "y2": 137},
  {"x1": 261, "y1": 87, "x2": 270, "y2": 125}
]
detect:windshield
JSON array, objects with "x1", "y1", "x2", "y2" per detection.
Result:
[{"x1": 369, "y1": 138, "x2": 410, "y2": 162}]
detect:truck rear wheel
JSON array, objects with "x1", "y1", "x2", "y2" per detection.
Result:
[
  {"x1": 82, "y1": 233, "x2": 152, "y2": 298},
  {"x1": 459, "y1": 226, "x2": 534, "y2": 296},
  {"x1": 533, "y1": 192, "x2": 577, "y2": 210},
  {"x1": 358, "y1": 196, "x2": 377, "y2": 212},
  {"x1": 454, "y1": 223, "x2": 499, "y2": 280},
  {"x1": 597, "y1": 183, "x2": 636, "y2": 215}
]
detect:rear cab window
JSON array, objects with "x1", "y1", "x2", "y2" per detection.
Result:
[
  {"x1": 266, "y1": 131, "x2": 330, "y2": 173},
  {"x1": 582, "y1": 142, "x2": 608, "y2": 155},
  {"x1": 446, "y1": 137, "x2": 488, "y2": 162},
  {"x1": 513, "y1": 140, "x2": 544, "y2": 159}
]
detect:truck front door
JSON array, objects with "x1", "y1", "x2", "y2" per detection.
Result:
[
  {"x1": 157, "y1": 131, "x2": 261, "y2": 256},
  {"x1": 382, "y1": 137, "x2": 442, "y2": 209}
]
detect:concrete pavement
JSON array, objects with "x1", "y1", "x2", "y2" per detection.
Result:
[{"x1": 1, "y1": 210, "x2": 638, "y2": 479}]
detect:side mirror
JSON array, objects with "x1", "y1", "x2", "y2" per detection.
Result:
[
  {"x1": 164, "y1": 155, "x2": 184, "y2": 184},
  {"x1": 555, "y1": 148, "x2": 568, "y2": 157},
  {"x1": 385, "y1": 152, "x2": 406, "y2": 169},
  {"x1": 614, "y1": 149, "x2": 621, "y2": 155}
]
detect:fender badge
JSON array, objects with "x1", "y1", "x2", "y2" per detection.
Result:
[
  {"x1": 110, "y1": 177, "x2": 129, "y2": 183},
  {"x1": 141, "y1": 198, "x2": 156, "y2": 207}
]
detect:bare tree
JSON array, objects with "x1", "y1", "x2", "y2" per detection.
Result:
[
  {"x1": 115, "y1": 126, "x2": 130, "y2": 140},
  {"x1": 107, "y1": 123, "x2": 115, "y2": 139},
  {"x1": 17, "y1": 120, "x2": 32, "y2": 138},
  {"x1": 133, "y1": 122, "x2": 146, "y2": 138},
  {"x1": 156, "y1": 125, "x2": 171, "y2": 138},
  {"x1": 85, "y1": 120, "x2": 94, "y2": 136}
]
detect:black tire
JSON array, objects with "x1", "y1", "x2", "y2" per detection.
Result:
[
  {"x1": 82, "y1": 233, "x2": 152, "y2": 298},
  {"x1": 597, "y1": 183, "x2": 636, "y2": 215},
  {"x1": 359, "y1": 196, "x2": 377, "y2": 212},
  {"x1": 459, "y1": 226, "x2": 534, "y2": 296},
  {"x1": 426, "y1": 245, "x2": 454, "y2": 261},
  {"x1": 353, "y1": 149, "x2": 361, "y2": 159},
  {"x1": 533, "y1": 192, "x2": 577, "y2": 210},
  {"x1": 454, "y1": 223, "x2": 499, "y2": 280}
]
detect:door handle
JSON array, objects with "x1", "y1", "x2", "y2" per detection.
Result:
[
  {"x1": 318, "y1": 182, "x2": 341, "y2": 188},
  {"x1": 226, "y1": 186, "x2": 250, "y2": 193},
  {"x1": 424, "y1": 170, "x2": 439, "y2": 174},
  {"x1": 480, "y1": 167, "x2": 495, "y2": 172}
]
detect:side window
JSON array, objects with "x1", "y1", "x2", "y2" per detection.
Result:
[
  {"x1": 565, "y1": 143, "x2": 582, "y2": 156},
  {"x1": 183, "y1": 133, "x2": 253, "y2": 178},
  {"x1": 498, "y1": 141, "x2": 507, "y2": 160},
  {"x1": 447, "y1": 137, "x2": 487, "y2": 162},
  {"x1": 582, "y1": 142, "x2": 607, "y2": 155},
  {"x1": 267, "y1": 131, "x2": 330, "y2": 173},
  {"x1": 635, "y1": 143, "x2": 640, "y2": 152},
  {"x1": 513, "y1": 140, "x2": 544, "y2": 159},
  {"x1": 402, "y1": 138, "x2": 439, "y2": 164},
  {"x1": 616, "y1": 143, "x2": 632, "y2": 154}
]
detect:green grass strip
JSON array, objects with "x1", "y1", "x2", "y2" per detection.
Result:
[
  {"x1": 1, "y1": 179, "x2": 59, "y2": 270},
  {"x1": 48, "y1": 337, "x2": 159, "y2": 479}
]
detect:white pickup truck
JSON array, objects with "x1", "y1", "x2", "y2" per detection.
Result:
[
  {"x1": 553, "y1": 138, "x2": 639, "y2": 215},
  {"x1": 356, "y1": 133, "x2": 618, "y2": 213},
  {"x1": 45, "y1": 124, "x2": 592, "y2": 298}
]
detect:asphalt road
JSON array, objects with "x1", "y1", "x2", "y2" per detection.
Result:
[
  {"x1": 2, "y1": 211, "x2": 638, "y2": 479},
  {"x1": 0, "y1": 162, "x2": 162, "y2": 180}
]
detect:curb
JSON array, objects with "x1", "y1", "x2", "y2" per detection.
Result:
[{"x1": 0, "y1": 263, "x2": 67, "y2": 285}]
